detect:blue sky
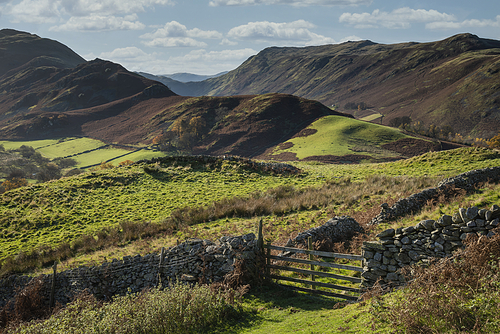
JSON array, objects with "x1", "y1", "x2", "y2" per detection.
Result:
[{"x1": 1, "y1": 0, "x2": 499, "y2": 75}]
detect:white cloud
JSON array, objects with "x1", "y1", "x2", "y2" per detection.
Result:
[
  {"x1": 59, "y1": 0, "x2": 174, "y2": 16},
  {"x1": 339, "y1": 7, "x2": 456, "y2": 29},
  {"x1": 6, "y1": 0, "x2": 61, "y2": 23},
  {"x1": 339, "y1": 35, "x2": 362, "y2": 43},
  {"x1": 143, "y1": 37, "x2": 208, "y2": 48},
  {"x1": 140, "y1": 21, "x2": 223, "y2": 48},
  {"x1": 6, "y1": 0, "x2": 173, "y2": 27},
  {"x1": 50, "y1": 14, "x2": 145, "y2": 31},
  {"x1": 99, "y1": 46, "x2": 156, "y2": 62},
  {"x1": 426, "y1": 15, "x2": 500, "y2": 30},
  {"x1": 227, "y1": 20, "x2": 335, "y2": 45},
  {"x1": 96, "y1": 46, "x2": 256, "y2": 75},
  {"x1": 209, "y1": 0, "x2": 371, "y2": 7},
  {"x1": 220, "y1": 38, "x2": 238, "y2": 45}
]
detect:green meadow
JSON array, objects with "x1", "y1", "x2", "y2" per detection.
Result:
[
  {"x1": 2, "y1": 146, "x2": 500, "y2": 333},
  {"x1": 270, "y1": 115, "x2": 412, "y2": 160},
  {"x1": 0, "y1": 137, "x2": 166, "y2": 168},
  {"x1": 1, "y1": 146, "x2": 499, "y2": 264}
]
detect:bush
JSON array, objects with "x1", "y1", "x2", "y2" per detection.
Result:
[
  {"x1": 375, "y1": 233, "x2": 500, "y2": 333},
  {"x1": 9, "y1": 283, "x2": 244, "y2": 334},
  {"x1": 1, "y1": 178, "x2": 28, "y2": 192}
]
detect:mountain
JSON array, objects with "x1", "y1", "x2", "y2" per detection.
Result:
[
  {"x1": 0, "y1": 29, "x2": 85, "y2": 76},
  {"x1": 163, "y1": 72, "x2": 228, "y2": 82},
  {"x1": 0, "y1": 30, "x2": 353, "y2": 157},
  {"x1": 0, "y1": 29, "x2": 462, "y2": 162},
  {"x1": 174, "y1": 34, "x2": 500, "y2": 139},
  {"x1": 136, "y1": 72, "x2": 201, "y2": 96}
]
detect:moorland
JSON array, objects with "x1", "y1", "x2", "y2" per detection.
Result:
[{"x1": 0, "y1": 28, "x2": 500, "y2": 333}]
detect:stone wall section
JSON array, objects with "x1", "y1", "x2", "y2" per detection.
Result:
[
  {"x1": 370, "y1": 167, "x2": 500, "y2": 225},
  {"x1": 0, "y1": 233, "x2": 257, "y2": 307},
  {"x1": 361, "y1": 205, "x2": 500, "y2": 287},
  {"x1": 285, "y1": 216, "x2": 364, "y2": 248}
]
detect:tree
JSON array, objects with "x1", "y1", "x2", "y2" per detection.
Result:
[
  {"x1": 487, "y1": 132, "x2": 500, "y2": 149},
  {"x1": 188, "y1": 116, "x2": 206, "y2": 138},
  {"x1": 37, "y1": 162, "x2": 61, "y2": 182},
  {"x1": 1, "y1": 177, "x2": 28, "y2": 192}
]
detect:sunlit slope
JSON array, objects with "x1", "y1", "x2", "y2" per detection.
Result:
[{"x1": 266, "y1": 116, "x2": 422, "y2": 162}]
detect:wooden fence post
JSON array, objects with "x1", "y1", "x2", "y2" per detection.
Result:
[
  {"x1": 308, "y1": 237, "x2": 316, "y2": 290},
  {"x1": 257, "y1": 219, "x2": 263, "y2": 252},
  {"x1": 266, "y1": 242, "x2": 271, "y2": 280},
  {"x1": 158, "y1": 247, "x2": 165, "y2": 287},
  {"x1": 49, "y1": 261, "x2": 57, "y2": 308}
]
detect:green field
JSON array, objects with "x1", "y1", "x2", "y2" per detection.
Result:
[
  {"x1": 1, "y1": 147, "x2": 499, "y2": 263},
  {"x1": 2, "y1": 147, "x2": 500, "y2": 333},
  {"x1": 0, "y1": 137, "x2": 168, "y2": 168},
  {"x1": 270, "y1": 115, "x2": 411, "y2": 160},
  {"x1": 36, "y1": 137, "x2": 106, "y2": 158},
  {"x1": 0, "y1": 139, "x2": 63, "y2": 150}
]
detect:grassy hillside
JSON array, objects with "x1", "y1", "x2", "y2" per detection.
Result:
[
  {"x1": 1, "y1": 147, "x2": 499, "y2": 266},
  {"x1": 263, "y1": 115, "x2": 413, "y2": 162},
  {"x1": 2, "y1": 147, "x2": 500, "y2": 333}
]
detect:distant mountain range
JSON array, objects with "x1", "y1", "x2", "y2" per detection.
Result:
[
  {"x1": 156, "y1": 72, "x2": 228, "y2": 83},
  {"x1": 0, "y1": 29, "x2": 488, "y2": 162},
  {"x1": 154, "y1": 33, "x2": 500, "y2": 139}
]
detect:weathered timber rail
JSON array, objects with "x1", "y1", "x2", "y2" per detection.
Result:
[{"x1": 263, "y1": 242, "x2": 363, "y2": 301}]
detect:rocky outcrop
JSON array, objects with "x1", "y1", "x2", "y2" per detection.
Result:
[{"x1": 361, "y1": 205, "x2": 500, "y2": 287}]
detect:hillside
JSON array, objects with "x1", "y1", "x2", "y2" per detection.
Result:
[
  {"x1": 174, "y1": 34, "x2": 500, "y2": 139},
  {"x1": 0, "y1": 29, "x2": 85, "y2": 77},
  {"x1": 0, "y1": 29, "x2": 466, "y2": 161}
]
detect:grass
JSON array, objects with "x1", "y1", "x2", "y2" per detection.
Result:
[
  {"x1": 270, "y1": 115, "x2": 410, "y2": 160},
  {"x1": 370, "y1": 232, "x2": 500, "y2": 333},
  {"x1": 1, "y1": 145, "x2": 500, "y2": 333},
  {"x1": 231, "y1": 286, "x2": 391, "y2": 334},
  {"x1": 70, "y1": 147, "x2": 135, "y2": 167},
  {"x1": 0, "y1": 138, "x2": 167, "y2": 169},
  {"x1": 35, "y1": 138, "x2": 106, "y2": 158},
  {"x1": 1, "y1": 147, "x2": 499, "y2": 273},
  {"x1": 0, "y1": 139, "x2": 62, "y2": 150},
  {"x1": 108, "y1": 149, "x2": 167, "y2": 165},
  {"x1": 3, "y1": 282, "x2": 246, "y2": 334}
]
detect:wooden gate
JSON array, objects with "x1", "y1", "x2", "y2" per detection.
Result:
[{"x1": 258, "y1": 223, "x2": 363, "y2": 301}]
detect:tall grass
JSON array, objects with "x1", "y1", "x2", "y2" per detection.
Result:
[
  {"x1": 4, "y1": 282, "x2": 245, "y2": 334},
  {"x1": 167, "y1": 174, "x2": 438, "y2": 228},
  {"x1": 0, "y1": 174, "x2": 438, "y2": 277}
]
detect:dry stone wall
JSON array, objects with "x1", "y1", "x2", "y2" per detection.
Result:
[
  {"x1": 138, "y1": 155, "x2": 301, "y2": 175},
  {"x1": 361, "y1": 205, "x2": 500, "y2": 287},
  {"x1": 370, "y1": 166, "x2": 500, "y2": 225},
  {"x1": 285, "y1": 216, "x2": 364, "y2": 248},
  {"x1": 0, "y1": 233, "x2": 257, "y2": 308}
]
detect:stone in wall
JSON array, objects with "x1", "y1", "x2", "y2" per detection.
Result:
[{"x1": 361, "y1": 205, "x2": 500, "y2": 288}]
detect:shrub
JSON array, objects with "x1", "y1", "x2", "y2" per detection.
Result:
[
  {"x1": 2, "y1": 178, "x2": 28, "y2": 192},
  {"x1": 375, "y1": 233, "x2": 500, "y2": 333},
  {"x1": 8, "y1": 282, "x2": 244, "y2": 334}
]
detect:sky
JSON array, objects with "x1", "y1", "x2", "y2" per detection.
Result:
[{"x1": 1, "y1": 0, "x2": 499, "y2": 75}]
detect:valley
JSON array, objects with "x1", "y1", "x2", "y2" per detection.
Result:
[{"x1": 0, "y1": 28, "x2": 500, "y2": 333}]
